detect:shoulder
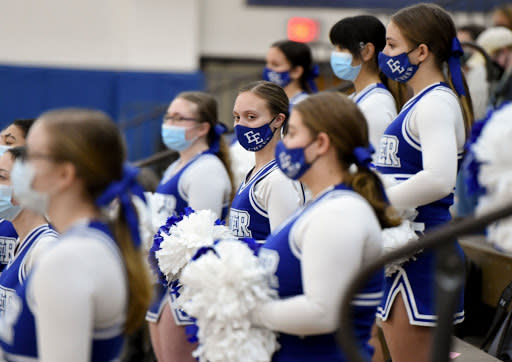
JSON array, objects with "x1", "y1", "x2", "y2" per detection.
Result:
[
  {"x1": 186, "y1": 154, "x2": 227, "y2": 174},
  {"x1": 255, "y1": 166, "x2": 301, "y2": 194}
]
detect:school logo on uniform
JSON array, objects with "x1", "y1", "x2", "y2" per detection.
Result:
[
  {"x1": 258, "y1": 248, "x2": 280, "y2": 289},
  {"x1": 0, "y1": 237, "x2": 16, "y2": 265},
  {"x1": 229, "y1": 209, "x2": 252, "y2": 237},
  {"x1": 0, "y1": 291, "x2": 22, "y2": 344},
  {"x1": 376, "y1": 135, "x2": 401, "y2": 167},
  {"x1": 244, "y1": 130, "x2": 264, "y2": 145}
]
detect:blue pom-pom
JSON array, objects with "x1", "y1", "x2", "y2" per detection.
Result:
[{"x1": 185, "y1": 322, "x2": 199, "y2": 344}]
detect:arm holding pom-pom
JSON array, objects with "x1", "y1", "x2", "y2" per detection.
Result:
[{"x1": 179, "y1": 239, "x2": 279, "y2": 362}]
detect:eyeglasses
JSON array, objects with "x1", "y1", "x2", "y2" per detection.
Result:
[
  {"x1": 22, "y1": 152, "x2": 63, "y2": 163},
  {"x1": 163, "y1": 115, "x2": 198, "y2": 123}
]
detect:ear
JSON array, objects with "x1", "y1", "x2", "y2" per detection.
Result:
[
  {"x1": 197, "y1": 122, "x2": 211, "y2": 138},
  {"x1": 314, "y1": 132, "x2": 331, "y2": 155},
  {"x1": 272, "y1": 113, "x2": 287, "y2": 130},
  {"x1": 289, "y1": 65, "x2": 304, "y2": 81},
  {"x1": 55, "y1": 161, "x2": 78, "y2": 191},
  {"x1": 416, "y1": 43, "x2": 430, "y2": 63},
  {"x1": 361, "y1": 43, "x2": 375, "y2": 63}
]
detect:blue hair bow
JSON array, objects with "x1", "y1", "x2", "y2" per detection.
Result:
[
  {"x1": 209, "y1": 123, "x2": 227, "y2": 154},
  {"x1": 353, "y1": 144, "x2": 375, "y2": 168},
  {"x1": 307, "y1": 64, "x2": 320, "y2": 93},
  {"x1": 448, "y1": 37, "x2": 466, "y2": 97},
  {"x1": 96, "y1": 163, "x2": 146, "y2": 248}
]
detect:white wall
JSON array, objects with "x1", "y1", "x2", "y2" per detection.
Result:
[
  {"x1": 0, "y1": 0, "x2": 199, "y2": 71},
  {"x1": 0, "y1": 0, "x2": 489, "y2": 71}
]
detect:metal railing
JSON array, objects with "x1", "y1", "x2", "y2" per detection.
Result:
[{"x1": 337, "y1": 202, "x2": 512, "y2": 362}]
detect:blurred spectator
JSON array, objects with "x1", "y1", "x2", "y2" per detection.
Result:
[
  {"x1": 476, "y1": 27, "x2": 512, "y2": 107},
  {"x1": 492, "y1": 4, "x2": 512, "y2": 30},
  {"x1": 457, "y1": 24, "x2": 487, "y2": 120}
]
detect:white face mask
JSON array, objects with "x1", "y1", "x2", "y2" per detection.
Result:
[
  {"x1": 11, "y1": 160, "x2": 49, "y2": 216},
  {"x1": 0, "y1": 184, "x2": 22, "y2": 221}
]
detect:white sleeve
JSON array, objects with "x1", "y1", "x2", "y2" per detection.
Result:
[
  {"x1": 24, "y1": 234, "x2": 59, "y2": 275},
  {"x1": 251, "y1": 197, "x2": 381, "y2": 335},
  {"x1": 359, "y1": 92, "x2": 397, "y2": 153},
  {"x1": 29, "y1": 239, "x2": 126, "y2": 362},
  {"x1": 386, "y1": 94, "x2": 464, "y2": 209},
  {"x1": 181, "y1": 156, "x2": 231, "y2": 219},
  {"x1": 255, "y1": 170, "x2": 304, "y2": 232}
]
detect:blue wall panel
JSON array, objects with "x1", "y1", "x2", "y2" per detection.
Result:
[{"x1": 0, "y1": 64, "x2": 204, "y2": 161}]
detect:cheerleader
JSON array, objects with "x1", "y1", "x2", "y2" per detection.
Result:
[
  {"x1": 147, "y1": 92, "x2": 233, "y2": 361},
  {"x1": 374, "y1": 4, "x2": 473, "y2": 361},
  {"x1": 230, "y1": 81, "x2": 305, "y2": 242},
  {"x1": 0, "y1": 119, "x2": 35, "y2": 274},
  {"x1": 0, "y1": 147, "x2": 58, "y2": 321},
  {"x1": 329, "y1": 16, "x2": 404, "y2": 155},
  {"x1": 264, "y1": 40, "x2": 318, "y2": 107},
  {"x1": 0, "y1": 109, "x2": 152, "y2": 361},
  {"x1": 251, "y1": 91, "x2": 397, "y2": 361}
]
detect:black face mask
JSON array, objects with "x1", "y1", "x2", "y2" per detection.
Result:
[{"x1": 489, "y1": 60, "x2": 505, "y2": 82}]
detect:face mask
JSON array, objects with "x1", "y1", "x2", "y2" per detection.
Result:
[
  {"x1": 11, "y1": 160, "x2": 49, "y2": 215},
  {"x1": 0, "y1": 145, "x2": 12, "y2": 158},
  {"x1": 235, "y1": 117, "x2": 277, "y2": 152},
  {"x1": 330, "y1": 51, "x2": 362, "y2": 81},
  {"x1": 0, "y1": 185, "x2": 22, "y2": 221},
  {"x1": 161, "y1": 124, "x2": 197, "y2": 152},
  {"x1": 263, "y1": 67, "x2": 292, "y2": 88},
  {"x1": 275, "y1": 139, "x2": 316, "y2": 180},
  {"x1": 378, "y1": 47, "x2": 420, "y2": 83}
]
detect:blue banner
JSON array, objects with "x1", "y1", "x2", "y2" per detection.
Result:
[{"x1": 247, "y1": 0, "x2": 501, "y2": 12}]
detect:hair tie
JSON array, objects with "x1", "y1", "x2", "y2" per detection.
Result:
[
  {"x1": 448, "y1": 37, "x2": 466, "y2": 97},
  {"x1": 307, "y1": 64, "x2": 320, "y2": 93},
  {"x1": 96, "y1": 163, "x2": 146, "y2": 248},
  {"x1": 209, "y1": 123, "x2": 227, "y2": 154},
  {"x1": 353, "y1": 144, "x2": 375, "y2": 168}
]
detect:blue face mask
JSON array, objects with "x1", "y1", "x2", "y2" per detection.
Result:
[
  {"x1": 275, "y1": 139, "x2": 315, "y2": 180},
  {"x1": 263, "y1": 67, "x2": 292, "y2": 88},
  {"x1": 330, "y1": 51, "x2": 361, "y2": 81},
  {"x1": 235, "y1": 117, "x2": 277, "y2": 152},
  {"x1": 0, "y1": 184, "x2": 22, "y2": 221},
  {"x1": 161, "y1": 125, "x2": 197, "y2": 152},
  {"x1": 378, "y1": 48, "x2": 420, "y2": 83}
]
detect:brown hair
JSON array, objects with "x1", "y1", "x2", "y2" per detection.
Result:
[
  {"x1": 391, "y1": 3, "x2": 474, "y2": 137},
  {"x1": 238, "y1": 80, "x2": 289, "y2": 132},
  {"x1": 294, "y1": 92, "x2": 399, "y2": 229},
  {"x1": 38, "y1": 108, "x2": 152, "y2": 334},
  {"x1": 176, "y1": 91, "x2": 235, "y2": 201},
  {"x1": 494, "y1": 4, "x2": 512, "y2": 30}
]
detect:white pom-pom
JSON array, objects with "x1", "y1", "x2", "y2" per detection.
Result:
[
  {"x1": 179, "y1": 240, "x2": 279, "y2": 362},
  {"x1": 155, "y1": 209, "x2": 234, "y2": 282},
  {"x1": 382, "y1": 221, "x2": 420, "y2": 276},
  {"x1": 472, "y1": 104, "x2": 512, "y2": 253}
]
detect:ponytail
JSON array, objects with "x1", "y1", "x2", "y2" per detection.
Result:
[
  {"x1": 208, "y1": 123, "x2": 236, "y2": 203},
  {"x1": 112, "y1": 212, "x2": 152, "y2": 333},
  {"x1": 343, "y1": 145, "x2": 400, "y2": 229},
  {"x1": 96, "y1": 165, "x2": 152, "y2": 334},
  {"x1": 446, "y1": 67, "x2": 474, "y2": 138},
  {"x1": 346, "y1": 168, "x2": 400, "y2": 229}
]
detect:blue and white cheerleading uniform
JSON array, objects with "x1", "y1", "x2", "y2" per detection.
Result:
[
  {"x1": 289, "y1": 91, "x2": 309, "y2": 108},
  {"x1": 350, "y1": 83, "x2": 397, "y2": 160},
  {"x1": 0, "y1": 220, "x2": 18, "y2": 275},
  {"x1": 0, "y1": 224, "x2": 58, "y2": 361},
  {"x1": 229, "y1": 159, "x2": 305, "y2": 242},
  {"x1": 256, "y1": 184, "x2": 384, "y2": 361},
  {"x1": 2, "y1": 221, "x2": 127, "y2": 362},
  {"x1": 375, "y1": 82, "x2": 465, "y2": 326},
  {"x1": 146, "y1": 150, "x2": 231, "y2": 324}
]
